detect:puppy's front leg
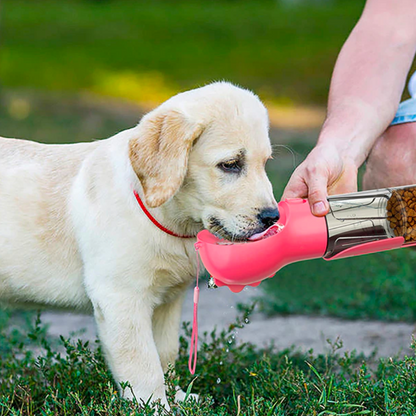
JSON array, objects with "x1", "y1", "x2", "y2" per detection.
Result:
[
  {"x1": 91, "y1": 287, "x2": 169, "y2": 409},
  {"x1": 152, "y1": 290, "x2": 186, "y2": 373},
  {"x1": 152, "y1": 287, "x2": 199, "y2": 403}
]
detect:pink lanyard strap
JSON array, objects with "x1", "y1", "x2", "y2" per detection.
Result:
[{"x1": 189, "y1": 243, "x2": 201, "y2": 375}]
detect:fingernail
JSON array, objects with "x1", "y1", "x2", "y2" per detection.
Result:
[{"x1": 312, "y1": 201, "x2": 326, "y2": 215}]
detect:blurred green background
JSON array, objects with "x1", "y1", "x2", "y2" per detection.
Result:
[
  {"x1": 1, "y1": 0, "x2": 416, "y2": 322},
  {"x1": 1, "y1": 0, "x2": 364, "y2": 106}
]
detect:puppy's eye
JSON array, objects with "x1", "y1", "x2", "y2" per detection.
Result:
[{"x1": 218, "y1": 160, "x2": 242, "y2": 173}]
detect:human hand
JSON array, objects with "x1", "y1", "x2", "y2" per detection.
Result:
[{"x1": 281, "y1": 143, "x2": 359, "y2": 216}]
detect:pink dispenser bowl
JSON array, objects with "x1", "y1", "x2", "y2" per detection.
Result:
[{"x1": 196, "y1": 198, "x2": 328, "y2": 292}]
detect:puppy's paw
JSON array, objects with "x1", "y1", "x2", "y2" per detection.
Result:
[{"x1": 174, "y1": 386, "x2": 199, "y2": 403}]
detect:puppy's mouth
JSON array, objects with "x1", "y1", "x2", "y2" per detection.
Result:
[
  {"x1": 207, "y1": 216, "x2": 271, "y2": 242},
  {"x1": 248, "y1": 222, "x2": 284, "y2": 241}
]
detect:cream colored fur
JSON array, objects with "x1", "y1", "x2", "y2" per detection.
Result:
[{"x1": 0, "y1": 82, "x2": 276, "y2": 409}]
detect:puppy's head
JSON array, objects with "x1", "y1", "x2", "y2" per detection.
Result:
[{"x1": 129, "y1": 82, "x2": 278, "y2": 241}]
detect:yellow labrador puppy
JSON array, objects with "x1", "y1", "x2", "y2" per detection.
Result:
[{"x1": 0, "y1": 82, "x2": 278, "y2": 408}]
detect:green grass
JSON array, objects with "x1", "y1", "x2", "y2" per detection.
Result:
[
  {"x1": 1, "y1": 308, "x2": 416, "y2": 415},
  {"x1": 1, "y1": 0, "x2": 367, "y2": 106}
]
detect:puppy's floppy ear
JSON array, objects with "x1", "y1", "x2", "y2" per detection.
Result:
[{"x1": 129, "y1": 109, "x2": 204, "y2": 208}]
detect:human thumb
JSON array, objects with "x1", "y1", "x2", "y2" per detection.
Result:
[{"x1": 306, "y1": 175, "x2": 329, "y2": 216}]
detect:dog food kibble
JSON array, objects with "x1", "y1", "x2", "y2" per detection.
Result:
[{"x1": 387, "y1": 187, "x2": 416, "y2": 242}]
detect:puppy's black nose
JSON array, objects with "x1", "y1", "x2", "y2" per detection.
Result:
[{"x1": 258, "y1": 207, "x2": 280, "y2": 229}]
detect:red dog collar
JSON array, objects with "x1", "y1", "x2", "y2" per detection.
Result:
[{"x1": 133, "y1": 190, "x2": 195, "y2": 239}]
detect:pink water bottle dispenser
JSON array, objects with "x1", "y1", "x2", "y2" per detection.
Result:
[{"x1": 196, "y1": 185, "x2": 416, "y2": 292}]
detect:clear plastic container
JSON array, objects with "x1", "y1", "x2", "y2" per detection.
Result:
[{"x1": 325, "y1": 184, "x2": 416, "y2": 258}]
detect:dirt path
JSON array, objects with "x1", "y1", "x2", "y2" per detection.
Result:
[{"x1": 41, "y1": 284, "x2": 415, "y2": 359}]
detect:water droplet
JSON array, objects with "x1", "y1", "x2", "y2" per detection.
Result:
[
  {"x1": 219, "y1": 361, "x2": 223, "y2": 365},
  {"x1": 244, "y1": 318, "x2": 250, "y2": 324},
  {"x1": 216, "y1": 378, "x2": 221, "y2": 384},
  {"x1": 226, "y1": 348, "x2": 229, "y2": 353}
]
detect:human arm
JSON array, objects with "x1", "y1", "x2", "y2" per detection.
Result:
[{"x1": 282, "y1": 0, "x2": 416, "y2": 215}]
